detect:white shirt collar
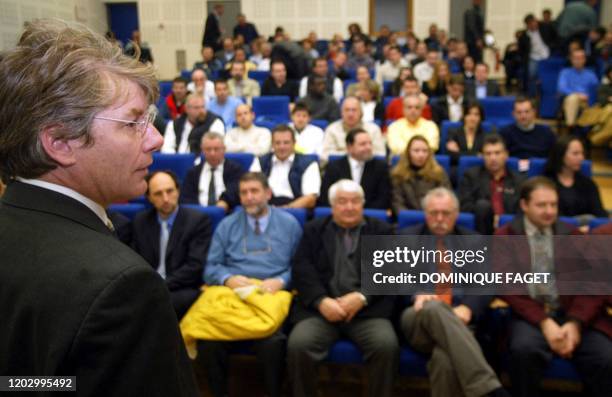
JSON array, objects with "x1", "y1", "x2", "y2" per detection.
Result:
[
  {"x1": 447, "y1": 95, "x2": 463, "y2": 105},
  {"x1": 348, "y1": 156, "x2": 364, "y2": 169},
  {"x1": 16, "y1": 177, "x2": 110, "y2": 225},
  {"x1": 273, "y1": 153, "x2": 295, "y2": 164}
]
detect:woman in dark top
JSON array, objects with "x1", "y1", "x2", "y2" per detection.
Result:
[
  {"x1": 446, "y1": 101, "x2": 487, "y2": 163},
  {"x1": 421, "y1": 60, "x2": 451, "y2": 98},
  {"x1": 544, "y1": 135, "x2": 608, "y2": 224}
]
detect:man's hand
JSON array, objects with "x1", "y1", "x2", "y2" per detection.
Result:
[
  {"x1": 336, "y1": 292, "x2": 365, "y2": 322},
  {"x1": 540, "y1": 318, "x2": 566, "y2": 355},
  {"x1": 261, "y1": 278, "x2": 284, "y2": 294},
  {"x1": 559, "y1": 321, "x2": 581, "y2": 358},
  {"x1": 216, "y1": 200, "x2": 230, "y2": 212},
  {"x1": 318, "y1": 297, "x2": 347, "y2": 323},
  {"x1": 414, "y1": 294, "x2": 438, "y2": 311},
  {"x1": 518, "y1": 159, "x2": 530, "y2": 172},
  {"x1": 224, "y1": 275, "x2": 252, "y2": 289},
  {"x1": 453, "y1": 304, "x2": 473, "y2": 325}
]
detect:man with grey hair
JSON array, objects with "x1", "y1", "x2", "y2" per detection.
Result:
[
  {"x1": 399, "y1": 187, "x2": 509, "y2": 397},
  {"x1": 288, "y1": 179, "x2": 398, "y2": 397},
  {"x1": 0, "y1": 19, "x2": 198, "y2": 395}
]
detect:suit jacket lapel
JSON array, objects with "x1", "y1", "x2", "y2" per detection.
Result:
[
  {"x1": 322, "y1": 219, "x2": 338, "y2": 272},
  {"x1": 165, "y1": 207, "x2": 185, "y2": 264},
  {"x1": 340, "y1": 157, "x2": 352, "y2": 180}
]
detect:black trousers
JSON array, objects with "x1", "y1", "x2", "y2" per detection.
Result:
[
  {"x1": 197, "y1": 331, "x2": 286, "y2": 397},
  {"x1": 169, "y1": 287, "x2": 200, "y2": 320},
  {"x1": 508, "y1": 318, "x2": 612, "y2": 397},
  {"x1": 473, "y1": 199, "x2": 494, "y2": 235}
]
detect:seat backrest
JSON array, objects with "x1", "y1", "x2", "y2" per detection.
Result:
[
  {"x1": 151, "y1": 153, "x2": 197, "y2": 183},
  {"x1": 528, "y1": 158, "x2": 592, "y2": 178},
  {"x1": 182, "y1": 204, "x2": 226, "y2": 231},
  {"x1": 498, "y1": 214, "x2": 580, "y2": 227},
  {"x1": 252, "y1": 96, "x2": 290, "y2": 120},
  {"x1": 397, "y1": 210, "x2": 476, "y2": 230},
  {"x1": 224, "y1": 152, "x2": 255, "y2": 172},
  {"x1": 480, "y1": 96, "x2": 515, "y2": 119},
  {"x1": 107, "y1": 203, "x2": 146, "y2": 220},
  {"x1": 313, "y1": 207, "x2": 391, "y2": 223}
]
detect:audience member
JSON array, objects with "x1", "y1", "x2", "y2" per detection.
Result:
[
  {"x1": 202, "y1": 3, "x2": 224, "y2": 50},
  {"x1": 215, "y1": 37, "x2": 235, "y2": 66},
  {"x1": 261, "y1": 60, "x2": 299, "y2": 102},
  {"x1": 409, "y1": 41, "x2": 428, "y2": 68},
  {"x1": 200, "y1": 172, "x2": 302, "y2": 397},
  {"x1": 225, "y1": 47, "x2": 257, "y2": 77},
  {"x1": 181, "y1": 132, "x2": 245, "y2": 211},
  {"x1": 319, "y1": 128, "x2": 391, "y2": 209},
  {"x1": 557, "y1": 49, "x2": 599, "y2": 128},
  {"x1": 187, "y1": 68, "x2": 216, "y2": 103},
  {"x1": 224, "y1": 104, "x2": 271, "y2": 155},
  {"x1": 422, "y1": 60, "x2": 451, "y2": 97},
  {"x1": 458, "y1": 134, "x2": 526, "y2": 234},
  {"x1": 227, "y1": 61, "x2": 260, "y2": 104},
  {"x1": 518, "y1": 14, "x2": 553, "y2": 94},
  {"x1": 233, "y1": 13, "x2": 259, "y2": 44},
  {"x1": 289, "y1": 103, "x2": 325, "y2": 156},
  {"x1": 297, "y1": 76, "x2": 341, "y2": 123},
  {"x1": 207, "y1": 79, "x2": 243, "y2": 127},
  {"x1": 299, "y1": 57, "x2": 343, "y2": 102},
  {"x1": 329, "y1": 51, "x2": 351, "y2": 81},
  {"x1": 124, "y1": 30, "x2": 154, "y2": 64},
  {"x1": 388, "y1": 94, "x2": 440, "y2": 155},
  {"x1": 193, "y1": 45, "x2": 223, "y2": 78},
  {"x1": 543, "y1": 135, "x2": 607, "y2": 223},
  {"x1": 161, "y1": 94, "x2": 224, "y2": 154},
  {"x1": 385, "y1": 76, "x2": 432, "y2": 122},
  {"x1": 346, "y1": 65, "x2": 377, "y2": 97},
  {"x1": 431, "y1": 76, "x2": 468, "y2": 124},
  {"x1": 354, "y1": 81, "x2": 384, "y2": 123},
  {"x1": 375, "y1": 45, "x2": 408, "y2": 85},
  {"x1": 465, "y1": 63, "x2": 501, "y2": 99},
  {"x1": 250, "y1": 125, "x2": 320, "y2": 208},
  {"x1": 288, "y1": 179, "x2": 398, "y2": 397},
  {"x1": 424, "y1": 23, "x2": 441, "y2": 51},
  {"x1": 399, "y1": 187, "x2": 510, "y2": 397},
  {"x1": 388, "y1": 66, "x2": 413, "y2": 96},
  {"x1": 413, "y1": 48, "x2": 440, "y2": 86},
  {"x1": 462, "y1": 55, "x2": 476, "y2": 83},
  {"x1": 347, "y1": 39, "x2": 375, "y2": 70},
  {"x1": 321, "y1": 96, "x2": 385, "y2": 161},
  {"x1": 256, "y1": 41, "x2": 273, "y2": 71},
  {"x1": 160, "y1": 77, "x2": 190, "y2": 120},
  {"x1": 499, "y1": 97, "x2": 556, "y2": 163},
  {"x1": 539, "y1": 8, "x2": 559, "y2": 49},
  {"x1": 391, "y1": 135, "x2": 451, "y2": 213},
  {"x1": 582, "y1": 66, "x2": 612, "y2": 147},
  {"x1": 132, "y1": 171, "x2": 211, "y2": 319},
  {"x1": 555, "y1": 0, "x2": 598, "y2": 45},
  {"x1": 495, "y1": 176, "x2": 612, "y2": 397},
  {"x1": 446, "y1": 101, "x2": 487, "y2": 163},
  {"x1": 464, "y1": 0, "x2": 485, "y2": 61}
]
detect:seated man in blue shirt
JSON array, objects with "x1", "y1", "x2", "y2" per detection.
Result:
[
  {"x1": 557, "y1": 48, "x2": 599, "y2": 128},
  {"x1": 207, "y1": 79, "x2": 243, "y2": 127},
  {"x1": 200, "y1": 172, "x2": 303, "y2": 397}
]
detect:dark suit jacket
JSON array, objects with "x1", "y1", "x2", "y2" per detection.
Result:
[
  {"x1": 202, "y1": 12, "x2": 221, "y2": 48},
  {"x1": 132, "y1": 206, "x2": 212, "y2": 291},
  {"x1": 107, "y1": 210, "x2": 132, "y2": 246},
  {"x1": 431, "y1": 96, "x2": 469, "y2": 124},
  {"x1": 495, "y1": 216, "x2": 611, "y2": 339},
  {"x1": 290, "y1": 216, "x2": 395, "y2": 323},
  {"x1": 180, "y1": 159, "x2": 244, "y2": 208},
  {"x1": 319, "y1": 156, "x2": 391, "y2": 209},
  {"x1": 458, "y1": 165, "x2": 526, "y2": 214},
  {"x1": 447, "y1": 127, "x2": 486, "y2": 163},
  {"x1": 465, "y1": 80, "x2": 501, "y2": 99},
  {"x1": 398, "y1": 223, "x2": 491, "y2": 319},
  {"x1": 0, "y1": 182, "x2": 197, "y2": 396}
]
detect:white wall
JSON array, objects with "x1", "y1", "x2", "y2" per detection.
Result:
[
  {"x1": 412, "y1": 0, "x2": 450, "y2": 39},
  {"x1": 601, "y1": 0, "x2": 612, "y2": 28},
  {"x1": 241, "y1": 0, "x2": 368, "y2": 41},
  {"x1": 0, "y1": 0, "x2": 107, "y2": 51}
]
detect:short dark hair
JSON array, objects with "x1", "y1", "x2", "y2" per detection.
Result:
[
  {"x1": 482, "y1": 133, "x2": 506, "y2": 149},
  {"x1": 270, "y1": 60, "x2": 286, "y2": 70},
  {"x1": 346, "y1": 127, "x2": 369, "y2": 146},
  {"x1": 388, "y1": 45, "x2": 401, "y2": 52},
  {"x1": 214, "y1": 79, "x2": 228, "y2": 87},
  {"x1": 524, "y1": 13, "x2": 536, "y2": 24},
  {"x1": 313, "y1": 57, "x2": 327, "y2": 67},
  {"x1": 514, "y1": 95, "x2": 535, "y2": 110},
  {"x1": 173, "y1": 76, "x2": 188, "y2": 85},
  {"x1": 403, "y1": 76, "x2": 418, "y2": 85},
  {"x1": 448, "y1": 74, "x2": 465, "y2": 86},
  {"x1": 271, "y1": 124, "x2": 295, "y2": 141},
  {"x1": 239, "y1": 172, "x2": 270, "y2": 189},
  {"x1": 145, "y1": 170, "x2": 180, "y2": 196},
  {"x1": 292, "y1": 102, "x2": 310, "y2": 115},
  {"x1": 519, "y1": 176, "x2": 557, "y2": 202}
]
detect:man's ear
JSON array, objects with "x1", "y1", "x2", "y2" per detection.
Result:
[{"x1": 39, "y1": 125, "x2": 78, "y2": 167}]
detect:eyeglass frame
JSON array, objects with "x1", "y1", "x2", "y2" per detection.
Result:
[{"x1": 93, "y1": 104, "x2": 157, "y2": 137}]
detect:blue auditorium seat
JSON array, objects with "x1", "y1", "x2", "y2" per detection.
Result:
[
  {"x1": 589, "y1": 217, "x2": 611, "y2": 230},
  {"x1": 180, "y1": 69, "x2": 192, "y2": 81},
  {"x1": 537, "y1": 57, "x2": 567, "y2": 118},
  {"x1": 480, "y1": 97, "x2": 515, "y2": 128},
  {"x1": 397, "y1": 210, "x2": 476, "y2": 231},
  {"x1": 527, "y1": 158, "x2": 592, "y2": 177},
  {"x1": 224, "y1": 152, "x2": 254, "y2": 171},
  {"x1": 313, "y1": 207, "x2": 391, "y2": 223},
  {"x1": 159, "y1": 81, "x2": 173, "y2": 98},
  {"x1": 151, "y1": 153, "x2": 196, "y2": 183},
  {"x1": 182, "y1": 204, "x2": 226, "y2": 231},
  {"x1": 247, "y1": 70, "x2": 269, "y2": 86},
  {"x1": 310, "y1": 119, "x2": 329, "y2": 129},
  {"x1": 107, "y1": 203, "x2": 146, "y2": 220},
  {"x1": 390, "y1": 155, "x2": 451, "y2": 176},
  {"x1": 252, "y1": 96, "x2": 290, "y2": 122},
  {"x1": 498, "y1": 214, "x2": 579, "y2": 227},
  {"x1": 280, "y1": 208, "x2": 307, "y2": 228}
]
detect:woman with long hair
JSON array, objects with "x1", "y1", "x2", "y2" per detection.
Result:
[
  {"x1": 543, "y1": 135, "x2": 608, "y2": 224},
  {"x1": 391, "y1": 135, "x2": 451, "y2": 213},
  {"x1": 422, "y1": 61, "x2": 451, "y2": 97},
  {"x1": 447, "y1": 101, "x2": 487, "y2": 162}
]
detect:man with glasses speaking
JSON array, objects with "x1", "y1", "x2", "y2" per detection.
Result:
[
  {"x1": 0, "y1": 19, "x2": 198, "y2": 395},
  {"x1": 200, "y1": 172, "x2": 303, "y2": 397}
]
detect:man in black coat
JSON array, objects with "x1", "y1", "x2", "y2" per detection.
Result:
[
  {"x1": 288, "y1": 179, "x2": 399, "y2": 397},
  {"x1": 458, "y1": 134, "x2": 526, "y2": 234},
  {"x1": 202, "y1": 3, "x2": 224, "y2": 50},
  {"x1": 464, "y1": 0, "x2": 485, "y2": 62},
  {"x1": 465, "y1": 63, "x2": 502, "y2": 100},
  {"x1": 399, "y1": 187, "x2": 510, "y2": 397},
  {"x1": 319, "y1": 127, "x2": 391, "y2": 209},
  {"x1": 0, "y1": 20, "x2": 198, "y2": 396},
  {"x1": 132, "y1": 171, "x2": 212, "y2": 319},
  {"x1": 181, "y1": 131, "x2": 245, "y2": 211},
  {"x1": 431, "y1": 77, "x2": 468, "y2": 124}
]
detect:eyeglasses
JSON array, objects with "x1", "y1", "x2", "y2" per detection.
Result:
[{"x1": 93, "y1": 105, "x2": 157, "y2": 137}]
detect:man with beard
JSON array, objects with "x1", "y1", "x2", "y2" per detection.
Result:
[
  {"x1": 161, "y1": 94, "x2": 224, "y2": 154},
  {"x1": 200, "y1": 172, "x2": 303, "y2": 397}
]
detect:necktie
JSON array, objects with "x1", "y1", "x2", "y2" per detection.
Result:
[
  {"x1": 158, "y1": 220, "x2": 169, "y2": 279},
  {"x1": 343, "y1": 229, "x2": 353, "y2": 254},
  {"x1": 208, "y1": 167, "x2": 216, "y2": 206},
  {"x1": 435, "y1": 237, "x2": 452, "y2": 305},
  {"x1": 254, "y1": 219, "x2": 261, "y2": 235}
]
